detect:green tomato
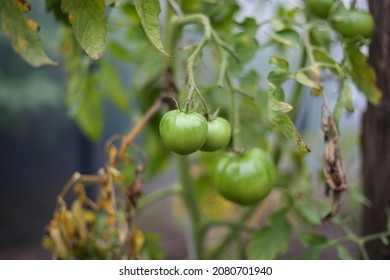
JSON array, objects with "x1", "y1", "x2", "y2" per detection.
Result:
[
  {"x1": 201, "y1": 117, "x2": 231, "y2": 152},
  {"x1": 214, "y1": 148, "x2": 276, "y2": 206},
  {"x1": 159, "y1": 110, "x2": 208, "y2": 155},
  {"x1": 306, "y1": 0, "x2": 336, "y2": 18},
  {"x1": 331, "y1": 10, "x2": 375, "y2": 38}
]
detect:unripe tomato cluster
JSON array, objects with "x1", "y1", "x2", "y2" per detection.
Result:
[
  {"x1": 159, "y1": 110, "x2": 276, "y2": 206},
  {"x1": 159, "y1": 109, "x2": 231, "y2": 155},
  {"x1": 306, "y1": 0, "x2": 374, "y2": 39}
]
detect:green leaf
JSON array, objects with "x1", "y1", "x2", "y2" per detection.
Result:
[
  {"x1": 312, "y1": 48, "x2": 335, "y2": 64},
  {"x1": 247, "y1": 210, "x2": 292, "y2": 260},
  {"x1": 108, "y1": 41, "x2": 133, "y2": 61},
  {"x1": 333, "y1": 82, "x2": 354, "y2": 124},
  {"x1": 300, "y1": 232, "x2": 327, "y2": 247},
  {"x1": 62, "y1": 0, "x2": 106, "y2": 60},
  {"x1": 268, "y1": 71, "x2": 291, "y2": 86},
  {"x1": 269, "y1": 29, "x2": 301, "y2": 49},
  {"x1": 295, "y1": 203, "x2": 321, "y2": 225},
  {"x1": 310, "y1": 27, "x2": 331, "y2": 50},
  {"x1": 268, "y1": 56, "x2": 291, "y2": 86},
  {"x1": 135, "y1": 0, "x2": 170, "y2": 56},
  {"x1": 336, "y1": 245, "x2": 354, "y2": 260},
  {"x1": 269, "y1": 95, "x2": 292, "y2": 113},
  {"x1": 0, "y1": 0, "x2": 57, "y2": 67},
  {"x1": 269, "y1": 56, "x2": 290, "y2": 71},
  {"x1": 298, "y1": 245, "x2": 326, "y2": 259},
  {"x1": 346, "y1": 45, "x2": 382, "y2": 105},
  {"x1": 236, "y1": 17, "x2": 259, "y2": 37},
  {"x1": 74, "y1": 75, "x2": 104, "y2": 141},
  {"x1": 267, "y1": 59, "x2": 310, "y2": 153},
  {"x1": 294, "y1": 71, "x2": 319, "y2": 89},
  {"x1": 99, "y1": 62, "x2": 129, "y2": 112},
  {"x1": 269, "y1": 109, "x2": 310, "y2": 153},
  {"x1": 143, "y1": 232, "x2": 165, "y2": 260},
  {"x1": 232, "y1": 32, "x2": 259, "y2": 64},
  {"x1": 120, "y1": 161, "x2": 136, "y2": 187},
  {"x1": 240, "y1": 70, "x2": 260, "y2": 94}
]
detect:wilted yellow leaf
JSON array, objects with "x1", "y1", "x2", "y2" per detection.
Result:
[
  {"x1": 71, "y1": 199, "x2": 87, "y2": 241},
  {"x1": 49, "y1": 225, "x2": 70, "y2": 259}
]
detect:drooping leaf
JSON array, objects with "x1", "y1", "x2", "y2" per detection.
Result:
[
  {"x1": 113, "y1": 4, "x2": 164, "y2": 91},
  {"x1": 0, "y1": 0, "x2": 57, "y2": 67},
  {"x1": 247, "y1": 209, "x2": 292, "y2": 260},
  {"x1": 62, "y1": 0, "x2": 106, "y2": 60},
  {"x1": 269, "y1": 108, "x2": 310, "y2": 153},
  {"x1": 267, "y1": 55, "x2": 309, "y2": 153},
  {"x1": 269, "y1": 28, "x2": 301, "y2": 49},
  {"x1": 336, "y1": 245, "x2": 354, "y2": 260},
  {"x1": 333, "y1": 82, "x2": 354, "y2": 124},
  {"x1": 346, "y1": 45, "x2": 382, "y2": 105},
  {"x1": 135, "y1": 0, "x2": 170, "y2": 56},
  {"x1": 269, "y1": 95, "x2": 292, "y2": 113}
]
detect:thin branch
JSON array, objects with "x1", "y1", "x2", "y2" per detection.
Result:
[{"x1": 115, "y1": 98, "x2": 164, "y2": 165}]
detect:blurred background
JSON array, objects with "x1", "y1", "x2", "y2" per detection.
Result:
[{"x1": 0, "y1": 0, "x2": 377, "y2": 259}]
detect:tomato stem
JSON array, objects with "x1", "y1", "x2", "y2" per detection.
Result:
[
  {"x1": 288, "y1": 49, "x2": 307, "y2": 122},
  {"x1": 137, "y1": 185, "x2": 181, "y2": 209},
  {"x1": 177, "y1": 155, "x2": 203, "y2": 259}
]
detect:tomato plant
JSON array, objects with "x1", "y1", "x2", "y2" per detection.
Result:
[
  {"x1": 214, "y1": 148, "x2": 276, "y2": 206},
  {"x1": 159, "y1": 109, "x2": 208, "y2": 155},
  {"x1": 200, "y1": 117, "x2": 231, "y2": 152},
  {"x1": 2, "y1": 0, "x2": 389, "y2": 261}
]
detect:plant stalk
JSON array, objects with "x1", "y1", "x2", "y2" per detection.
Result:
[{"x1": 177, "y1": 155, "x2": 202, "y2": 259}]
